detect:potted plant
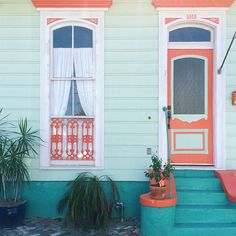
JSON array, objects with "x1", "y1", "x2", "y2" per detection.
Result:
[
  {"x1": 57, "y1": 172, "x2": 120, "y2": 230},
  {"x1": 145, "y1": 153, "x2": 174, "y2": 199},
  {"x1": 0, "y1": 109, "x2": 40, "y2": 227}
]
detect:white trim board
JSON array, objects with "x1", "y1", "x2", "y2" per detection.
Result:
[{"x1": 158, "y1": 10, "x2": 226, "y2": 169}]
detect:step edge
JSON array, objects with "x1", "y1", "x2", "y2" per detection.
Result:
[
  {"x1": 177, "y1": 189, "x2": 224, "y2": 193},
  {"x1": 174, "y1": 222, "x2": 236, "y2": 228},
  {"x1": 177, "y1": 204, "x2": 235, "y2": 209}
]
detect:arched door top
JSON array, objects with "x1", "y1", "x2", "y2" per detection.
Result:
[
  {"x1": 167, "y1": 22, "x2": 215, "y2": 49},
  {"x1": 169, "y1": 27, "x2": 211, "y2": 43}
]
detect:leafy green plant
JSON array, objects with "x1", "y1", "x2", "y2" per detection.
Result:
[
  {"x1": 0, "y1": 108, "x2": 10, "y2": 137},
  {"x1": 0, "y1": 109, "x2": 40, "y2": 203},
  {"x1": 144, "y1": 153, "x2": 174, "y2": 187},
  {"x1": 57, "y1": 172, "x2": 120, "y2": 230}
]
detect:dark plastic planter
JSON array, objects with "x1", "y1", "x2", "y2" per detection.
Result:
[{"x1": 0, "y1": 200, "x2": 26, "y2": 227}]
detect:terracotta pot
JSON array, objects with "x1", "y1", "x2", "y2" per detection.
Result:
[{"x1": 150, "y1": 186, "x2": 167, "y2": 200}]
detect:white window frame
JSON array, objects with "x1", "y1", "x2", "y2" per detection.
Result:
[
  {"x1": 158, "y1": 10, "x2": 226, "y2": 169},
  {"x1": 40, "y1": 10, "x2": 104, "y2": 169}
]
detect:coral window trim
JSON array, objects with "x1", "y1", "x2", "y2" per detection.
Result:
[
  {"x1": 31, "y1": 0, "x2": 112, "y2": 9},
  {"x1": 152, "y1": 0, "x2": 234, "y2": 8}
]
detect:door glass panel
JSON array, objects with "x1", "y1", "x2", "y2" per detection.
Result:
[{"x1": 173, "y1": 57, "x2": 205, "y2": 115}]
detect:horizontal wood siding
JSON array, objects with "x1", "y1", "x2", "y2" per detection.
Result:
[
  {"x1": 0, "y1": 0, "x2": 158, "y2": 181},
  {"x1": 104, "y1": 0, "x2": 158, "y2": 180},
  {"x1": 226, "y1": 2, "x2": 236, "y2": 169},
  {"x1": 2, "y1": 0, "x2": 236, "y2": 179},
  {"x1": 0, "y1": 1, "x2": 39, "y2": 124}
]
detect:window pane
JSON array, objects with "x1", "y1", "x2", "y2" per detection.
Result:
[
  {"x1": 53, "y1": 26, "x2": 72, "y2": 48},
  {"x1": 74, "y1": 26, "x2": 93, "y2": 48},
  {"x1": 65, "y1": 82, "x2": 72, "y2": 116},
  {"x1": 64, "y1": 81, "x2": 86, "y2": 116},
  {"x1": 74, "y1": 81, "x2": 86, "y2": 116},
  {"x1": 173, "y1": 57, "x2": 205, "y2": 115},
  {"x1": 51, "y1": 80, "x2": 71, "y2": 116},
  {"x1": 74, "y1": 26, "x2": 93, "y2": 77},
  {"x1": 169, "y1": 27, "x2": 211, "y2": 42},
  {"x1": 53, "y1": 48, "x2": 73, "y2": 78}
]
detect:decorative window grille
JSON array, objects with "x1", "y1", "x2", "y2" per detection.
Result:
[{"x1": 50, "y1": 117, "x2": 94, "y2": 160}]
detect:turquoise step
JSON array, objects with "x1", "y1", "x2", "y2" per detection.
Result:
[
  {"x1": 172, "y1": 223, "x2": 236, "y2": 236},
  {"x1": 175, "y1": 177, "x2": 222, "y2": 191},
  {"x1": 174, "y1": 170, "x2": 216, "y2": 178},
  {"x1": 177, "y1": 189, "x2": 228, "y2": 205},
  {"x1": 171, "y1": 170, "x2": 236, "y2": 235},
  {"x1": 175, "y1": 204, "x2": 236, "y2": 224}
]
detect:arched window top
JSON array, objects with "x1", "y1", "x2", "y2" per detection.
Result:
[
  {"x1": 53, "y1": 25, "x2": 93, "y2": 48},
  {"x1": 169, "y1": 27, "x2": 211, "y2": 42}
]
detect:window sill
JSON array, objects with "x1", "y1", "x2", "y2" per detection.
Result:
[{"x1": 40, "y1": 165, "x2": 104, "y2": 170}]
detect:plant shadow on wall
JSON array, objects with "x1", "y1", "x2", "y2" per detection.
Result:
[
  {"x1": 57, "y1": 172, "x2": 121, "y2": 230},
  {"x1": 0, "y1": 108, "x2": 41, "y2": 227},
  {"x1": 145, "y1": 153, "x2": 174, "y2": 200}
]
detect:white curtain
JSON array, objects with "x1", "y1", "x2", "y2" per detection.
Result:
[
  {"x1": 74, "y1": 48, "x2": 93, "y2": 77},
  {"x1": 52, "y1": 80, "x2": 71, "y2": 116},
  {"x1": 76, "y1": 80, "x2": 94, "y2": 116},
  {"x1": 52, "y1": 48, "x2": 94, "y2": 116},
  {"x1": 52, "y1": 48, "x2": 72, "y2": 116},
  {"x1": 53, "y1": 48, "x2": 73, "y2": 78}
]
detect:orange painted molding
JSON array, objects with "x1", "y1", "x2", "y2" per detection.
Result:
[
  {"x1": 168, "y1": 49, "x2": 213, "y2": 165},
  {"x1": 165, "y1": 18, "x2": 181, "y2": 24},
  {"x1": 152, "y1": 0, "x2": 234, "y2": 8},
  {"x1": 140, "y1": 174, "x2": 177, "y2": 208},
  {"x1": 31, "y1": 0, "x2": 112, "y2": 8},
  {"x1": 215, "y1": 170, "x2": 236, "y2": 203}
]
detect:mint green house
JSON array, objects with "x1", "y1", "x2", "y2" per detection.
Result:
[{"x1": 1, "y1": 0, "x2": 236, "y2": 234}]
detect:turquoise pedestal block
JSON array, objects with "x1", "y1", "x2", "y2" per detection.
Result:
[{"x1": 140, "y1": 205, "x2": 176, "y2": 236}]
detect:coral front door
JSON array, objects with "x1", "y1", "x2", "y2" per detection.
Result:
[{"x1": 168, "y1": 49, "x2": 213, "y2": 165}]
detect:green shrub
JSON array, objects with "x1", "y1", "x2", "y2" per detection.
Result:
[{"x1": 57, "y1": 172, "x2": 120, "y2": 230}]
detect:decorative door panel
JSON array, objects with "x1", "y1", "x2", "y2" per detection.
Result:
[
  {"x1": 171, "y1": 129, "x2": 208, "y2": 154},
  {"x1": 168, "y1": 49, "x2": 213, "y2": 164}
]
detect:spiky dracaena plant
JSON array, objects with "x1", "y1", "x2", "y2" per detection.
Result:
[
  {"x1": 57, "y1": 172, "x2": 120, "y2": 230},
  {"x1": 0, "y1": 108, "x2": 8, "y2": 135},
  {"x1": 0, "y1": 110, "x2": 40, "y2": 203}
]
